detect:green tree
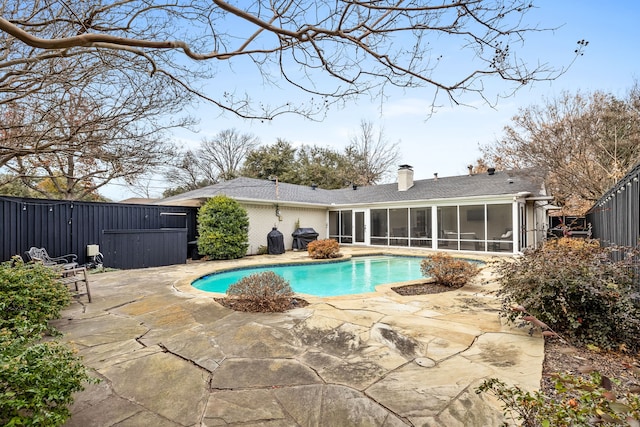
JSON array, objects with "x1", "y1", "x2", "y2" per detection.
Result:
[
  {"x1": 295, "y1": 145, "x2": 351, "y2": 189},
  {"x1": 241, "y1": 139, "x2": 297, "y2": 183},
  {"x1": 197, "y1": 195, "x2": 249, "y2": 260}
]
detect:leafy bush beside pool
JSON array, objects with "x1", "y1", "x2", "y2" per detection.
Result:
[
  {"x1": 494, "y1": 238, "x2": 640, "y2": 351},
  {"x1": 197, "y1": 195, "x2": 249, "y2": 260}
]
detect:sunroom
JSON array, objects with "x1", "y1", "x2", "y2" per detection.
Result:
[{"x1": 326, "y1": 167, "x2": 549, "y2": 254}]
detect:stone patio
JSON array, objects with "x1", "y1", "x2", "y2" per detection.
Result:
[{"x1": 56, "y1": 248, "x2": 543, "y2": 426}]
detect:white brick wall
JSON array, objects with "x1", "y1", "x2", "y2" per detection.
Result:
[{"x1": 243, "y1": 203, "x2": 327, "y2": 254}]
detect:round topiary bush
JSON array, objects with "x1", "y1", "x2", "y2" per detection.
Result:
[{"x1": 197, "y1": 195, "x2": 249, "y2": 260}]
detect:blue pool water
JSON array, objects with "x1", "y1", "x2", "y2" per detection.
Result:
[{"x1": 192, "y1": 255, "x2": 426, "y2": 297}]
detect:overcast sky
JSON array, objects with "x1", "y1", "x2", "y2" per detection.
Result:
[{"x1": 104, "y1": 1, "x2": 639, "y2": 201}]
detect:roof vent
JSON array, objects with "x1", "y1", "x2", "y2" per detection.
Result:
[
  {"x1": 433, "y1": 173, "x2": 438, "y2": 181},
  {"x1": 311, "y1": 183, "x2": 317, "y2": 190},
  {"x1": 487, "y1": 168, "x2": 496, "y2": 175},
  {"x1": 467, "y1": 165, "x2": 473, "y2": 176},
  {"x1": 352, "y1": 184, "x2": 358, "y2": 190},
  {"x1": 507, "y1": 178, "x2": 514, "y2": 184}
]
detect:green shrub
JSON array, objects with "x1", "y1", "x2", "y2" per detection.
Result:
[
  {"x1": 0, "y1": 258, "x2": 95, "y2": 426},
  {"x1": 477, "y1": 371, "x2": 640, "y2": 426},
  {"x1": 494, "y1": 242, "x2": 640, "y2": 351},
  {"x1": 1, "y1": 334, "x2": 94, "y2": 426},
  {"x1": 420, "y1": 253, "x2": 480, "y2": 287},
  {"x1": 197, "y1": 195, "x2": 249, "y2": 260},
  {"x1": 226, "y1": 271, "x2": 294, "y2": 312},
  {"x1": 0, "y1": 258, "x2": 70, "y2": 338},
  {"x1": 307, "y1": 239, "x2": 340, "y2": 259}
]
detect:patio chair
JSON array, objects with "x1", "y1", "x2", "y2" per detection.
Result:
[{"x1": 25, "y1": 247, "x2": 78, "y2": 270}]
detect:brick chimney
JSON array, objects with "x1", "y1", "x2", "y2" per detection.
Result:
[{"x1": 398, "y1": 164, "x2": 414, "y2": 191}]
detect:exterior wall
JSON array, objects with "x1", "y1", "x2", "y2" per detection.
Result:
[{"x1": 243, "y1": 203, "x2": 327, "y2": 254}]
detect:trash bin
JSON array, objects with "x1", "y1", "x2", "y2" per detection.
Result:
[
  {"x1": 267, "y1": 227, "x2": 285, "y2": 255},
  {"x1": 291, "y1": 227, "x2": 319, "y2": 250}
]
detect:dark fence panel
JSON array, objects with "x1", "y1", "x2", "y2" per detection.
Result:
[
  {"x1": 587, "y1": 163, "x2": 640, "y2": 250},
  {"x1": 101, "y1": 229, "x2": 188, "y2": 269},
  {"x1": 0, "y1": 196, "x2": 198, "y2": 268}
]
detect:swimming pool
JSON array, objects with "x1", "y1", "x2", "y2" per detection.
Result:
[{"x1": 192, "y1": 255, "x2": 426, "y2": 297}]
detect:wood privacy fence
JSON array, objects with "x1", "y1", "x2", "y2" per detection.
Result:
[{"x1": 1, "y1": 196, "x2": 198, "y2": 269}]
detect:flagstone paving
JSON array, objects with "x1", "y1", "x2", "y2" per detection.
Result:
[{"x1": 57, "y1": 248, "x2": 543, "y2": 426}]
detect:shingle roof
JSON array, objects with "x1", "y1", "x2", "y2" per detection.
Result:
[{"x1": 158, "y1": 170, "x2": 545, "y2": 207}]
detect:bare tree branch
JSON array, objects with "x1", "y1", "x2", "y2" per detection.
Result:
[{"x1": 1, "y1": 0, "x2": 585, "y2": 121}]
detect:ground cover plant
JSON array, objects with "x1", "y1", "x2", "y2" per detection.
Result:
[
  {"x1": 477, "y1": 369, "x2": 640, "y2": 426},
  {"x1": 307, "y1": 239, "x2": 341, "y2": 259},
  {"x1": 216, "y1": 271, "x2": 308, "y2": 312},
  {"x1": 0, "y1": 257, "x2": 94, "y2": 426},
  {"x1": 197, "y1": 195, "x2": 249, "y2": 260}
]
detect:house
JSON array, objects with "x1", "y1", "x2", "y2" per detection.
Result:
[{"x1": 157, "y1": 166, "x2": 551, "y2": 255}]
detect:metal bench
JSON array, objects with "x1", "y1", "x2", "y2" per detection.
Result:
[{"x1": 25, "y1": 247, "x2": 78, "y2": 269}]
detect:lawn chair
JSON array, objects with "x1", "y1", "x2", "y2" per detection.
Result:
[{"x1": 25, "y1": 247, "x2": 78, "y2": 270}]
